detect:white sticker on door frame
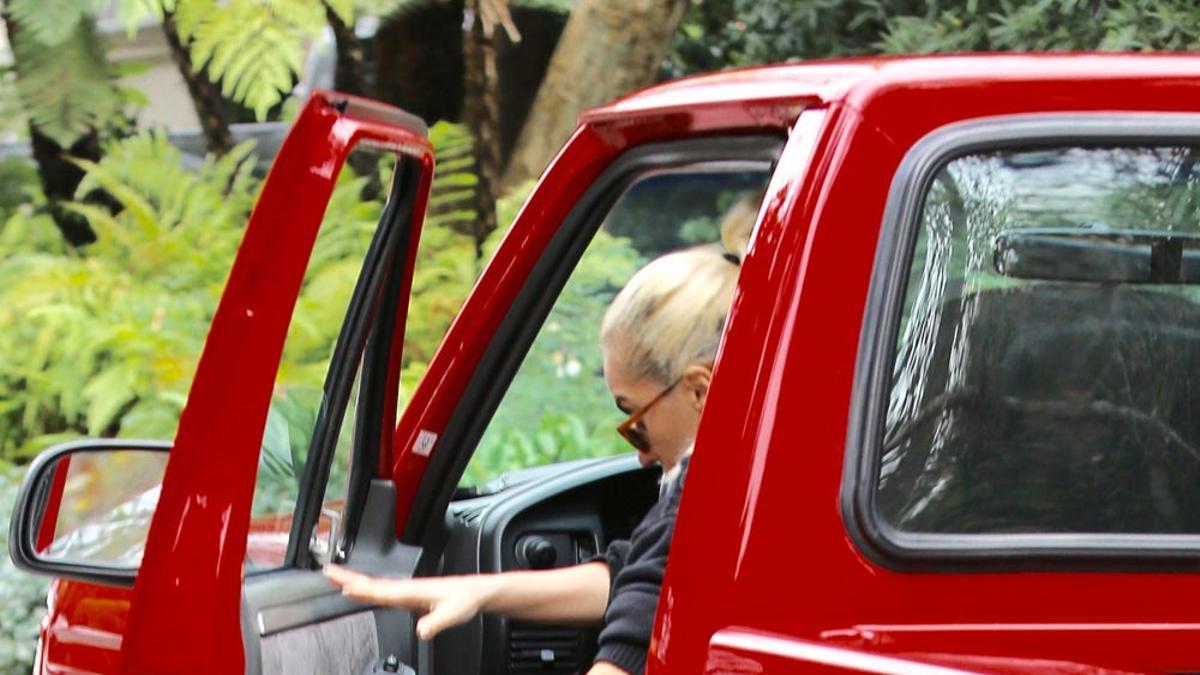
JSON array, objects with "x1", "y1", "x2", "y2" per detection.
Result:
[{"x1": 413, "y1": 429, "x2": 438, "y2": 457}]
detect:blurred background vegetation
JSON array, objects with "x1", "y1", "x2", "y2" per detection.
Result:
[{"x1": 4, "y1": 0, "x2": 1200, "y2": 670}]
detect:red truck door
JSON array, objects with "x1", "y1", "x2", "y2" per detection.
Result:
[{"x1": 118, "y1": 92, "x2": 434, "y2": 674}]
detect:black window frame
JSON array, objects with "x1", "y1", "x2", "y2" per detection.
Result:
[
  {"x1": 272, "y1": 155, "x2": 425, "y2": 572},
  {"x1": 842, "y1": 112, "x2": 1200, "y2": 572}
]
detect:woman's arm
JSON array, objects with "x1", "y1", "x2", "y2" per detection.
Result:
[{"x1": 324, "y1": 561, "x2": 611, "y2": 640}]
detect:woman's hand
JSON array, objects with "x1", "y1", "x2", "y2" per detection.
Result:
[
  {"x1": 326, "y1": 561, "x2": 609, "y2": 640},
  {"x1": 324, "y1": 565, "x2": 497, "y2": 640}
]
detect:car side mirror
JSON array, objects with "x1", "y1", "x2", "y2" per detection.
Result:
[{"x1": 8, "y1": 439, "x2": 170, "y2": 587}]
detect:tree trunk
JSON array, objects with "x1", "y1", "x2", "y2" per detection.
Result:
[
  {"x1": 4, "y1": 10, "x2": 105, "y2": 246},
  {"x1": 162, "y1": 11, "x2": 234, "y2": 156},
  {"x1": 322, "y1": 2, "x2": 381, "y2": 197},
  {"x1": 29, "y1": 128, "x2": 100, "y2": 247},
  {"x1": 462, "y1": 0, "x2": 504, "y2": 253},
  {"x1": 499, "y1": 0, "x2": 688, "y2": 193},
  {"x1": 324, "y1": 2, "x2": 368, "y2": 97}
]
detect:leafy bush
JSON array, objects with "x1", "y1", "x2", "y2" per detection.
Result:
[
  {"x1": 0, "y1": 134, "x2": 255, "y2": 459},
  {"x1": 664, "y1": 0, "x2": 1200, "y2": 79},
  {"x1": 465, "y1": 223, "x2": 640, "y2": 485},
  {"x1": 0, "y1": 465, "x2": 49, "y2": 673}
]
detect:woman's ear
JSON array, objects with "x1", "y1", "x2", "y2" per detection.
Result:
[{"x1": 681, "y1": 364, "x2": 713, "y2": 411}]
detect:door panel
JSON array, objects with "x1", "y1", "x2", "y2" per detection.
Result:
[
  {"x1": 259, "y1": 612, "x2": 377, "y2": 675},
  {"x1": 120, "y1": 93, "x2": 433, "y2": 675},
  {"x1": 241, "y1": 480, "x2": 422, "y2": 675}
]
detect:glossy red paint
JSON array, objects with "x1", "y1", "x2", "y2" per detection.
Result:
[
  {"x1": 116, "y1": 92, "x2": 433, "y2": 675},
  {"x1": 39, "y1": 579, "x2": 130, "y2": 674},
  {"x1": 653, "y1": 54, "x2": 1200, "y2": 674},
  {"x1": 30, "y1": 54, "x2": 1200, "y2": 675},
  {"x1": 705, "y1": 629, "x2": 981, "y2": 674},
  {"x1": 35, "y1": 454, "x2": 69, "y2": 553}
]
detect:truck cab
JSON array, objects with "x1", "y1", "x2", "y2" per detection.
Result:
[{"x1": 11, "y1": 54, "x2": 1200, "y2": 674}]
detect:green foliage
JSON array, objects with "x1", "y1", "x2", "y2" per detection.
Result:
[
  {"x1": 402, "y1": 122, "x2": 483, "y2": 370},
  {"x1": 0, "y1": 0, "x2": 169, "y2": 147},
  {"x1": 0, "y1": 159, "x2": 40, "y2": 223},
  {"x1": 665, "y1": 0, "x2": 1200, "y2": 78},
  {"x1": 0, "y1": 132, "x2": 256, "y2": 457},
  {"x1": 0, "y1": 465, "x2": 48, "y2": 673},
  {"x1": 8, "y1": 18, "x2": 131, "y2": 147},
  {"x1": 178, "y1": 0, "x2": 324, "y2": 120},
  {"x1": 874, "y1": 0, "x2": 1200, "y2": 53},
  {"x1": 6, "y1": 0, "x2": 89, "y2": 46},
  {"x1": 464, "y1": 185, "x2": 642, "y2": 486},
  {"x1": 664, "y1": 0, "x2": 900, "y2": 77},
  {"x1": 171, "y1": 0, "x2": 420, "y2": 121}
]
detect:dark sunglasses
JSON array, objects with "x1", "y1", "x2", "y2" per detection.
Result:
[{"x1": 616, "y1": 377, "x2": 681, "y2": 451}]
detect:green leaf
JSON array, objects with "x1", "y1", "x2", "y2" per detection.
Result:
[
  {"x1": 112, "y1": 59, "x2": 155, "y2": 78},
  {"x1": 7, "y1": 0, "x2": 87, "y2": 47},
  {"x1": 112, "y1": 0, "x2": 169, "y2": 38},
  {"x1": 82, "y1": 364, "x2": 138, "y2": 436},
  {"x1": 187, "y1": 0, "x2": 320, "y2": 120},
  {"x1": 10, "y1": 20, "x2": 126, "y2": 147}
]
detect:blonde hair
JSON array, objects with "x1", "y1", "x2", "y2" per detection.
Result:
[{"x1": 600, "y1": 193, "x2": 759, "y2": 385}]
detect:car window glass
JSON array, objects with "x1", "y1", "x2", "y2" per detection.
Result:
[
  {"x1": 462, "y1": 166, "x2": 771, "y2": 488},
  {"x1": 881, "y1": 145, "x2": 1200, "y2": 535},
  {"x1": 307, "y1": 354, "x2": 362, "y2": 566},
  {"x1": 246, "y1": 150, "x2": 392, "y2": 571}
]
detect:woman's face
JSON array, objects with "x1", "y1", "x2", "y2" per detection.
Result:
[{"x1": 603, "y1": 344, "x2": 709, "y2": 473}]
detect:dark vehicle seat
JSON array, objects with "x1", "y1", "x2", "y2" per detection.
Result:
[{"x1": 879, "y1": 285, "x2": 1200, "y2": 535}]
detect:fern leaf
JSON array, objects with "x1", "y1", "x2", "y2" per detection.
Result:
[
  {"x1": 7, "y1": 0, "x2": 87, "y2": 47},
  {"x1": 10, "y1": 20, "x2": 124, "y2": 147},
  {"x1": 69, "y1": 158, "x2": 162, "y2": 237},
  {"x1": 112, "y1": 0, "x2": 170, "y2": 38},
  {"x1": 188, "y1": 0, "x2": 325, "y2": 120},
  {"x1": 82, "y1": 363, "x2": 138, "y2": 435},
  {"x1": 208, "y1": 139, "x2": 258, "y2": 189},
  {"x1": 61, "y1": 203, "x2": 141, "y2": 253},
  {"x1": 172, "y1": 0, "x2": 216, "y2": 40}
]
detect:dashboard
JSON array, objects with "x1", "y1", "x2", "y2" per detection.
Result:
[{"x1": 434, "y1": 454, "x2": 661, "y2": 674}]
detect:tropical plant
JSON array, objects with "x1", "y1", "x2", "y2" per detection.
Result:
[
  {"x1": 664, "y1": 0, "x2": 1200, "y2": 79},
  {"x1": 0, "y1": 125, "x2": 420, "y2": 463},
  {"x1": 463, "y1": 226, "x2": 640, "y2": 486},
  {"x1": 460, "y1": 180, "x2": 642, "y2": 486},
  {"x1": 2, "y1": 0, "x2": 136, "y2": 148}
]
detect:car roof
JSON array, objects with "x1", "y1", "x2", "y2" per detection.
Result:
[{"x1": 580, "y1": 53, "x2": 1200, "y2": 124}]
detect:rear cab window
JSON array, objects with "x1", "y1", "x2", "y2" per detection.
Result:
[{"x1": 850, "y1": 114, "x2": 1200, "y2": 564}]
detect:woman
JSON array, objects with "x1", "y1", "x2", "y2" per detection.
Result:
[{"x1": 325, "y1": 202, "x2": 752, "y2": 675}]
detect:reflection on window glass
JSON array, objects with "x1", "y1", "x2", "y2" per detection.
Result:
[
  {"x1": 245, "y1": 151, "x2": 392, "y2": 571},
  {"x1": 462, "y1": 167, "x2": 770, "y2": 489},
  {"x1": 881, "y1": 145, "x2": 1200, "y2": 536},
  {"x1": 46, "y1": 450, "x2": 168, "y2": 567}
]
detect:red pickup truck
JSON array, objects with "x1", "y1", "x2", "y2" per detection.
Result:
[{"x1": 11, "y1": 54, "x2": 1200, "y2": 674}]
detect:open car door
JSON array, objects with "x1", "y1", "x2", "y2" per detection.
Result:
[{"x1": 120, "y1": 92, "x2": 433, "y2": 675}]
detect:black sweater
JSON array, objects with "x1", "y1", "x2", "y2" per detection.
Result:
[{"x1": 593, "y1": 456, "x2": 689, "y2": 674}]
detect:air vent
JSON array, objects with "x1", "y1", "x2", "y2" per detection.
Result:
[
  {"x1": 450, "y1": 504, "x2": 486, "y2": 526},
  {"x1": 507, "y1": 623, "x2": 580, "y2": 673}
]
